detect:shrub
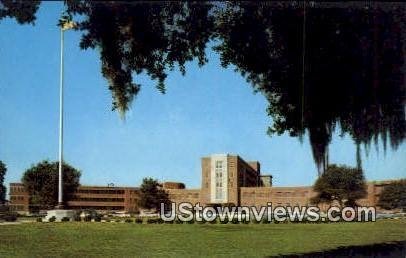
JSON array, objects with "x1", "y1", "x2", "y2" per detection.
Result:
[
  {"x1": 157, "y1": 218, "x2": 164, "y2": 224},
  {"x1": 2, "y1": 212, "x2": 18, "y2": 222},
  {"x1": 252, "y1": 217, "x2": 261, "y2": 224},
  {"x1": 135, "y1": 218, "x2": 143, "y2": 224},
  {"x1": 231, "y1": 217, "x2": 239, "y2": 224},
  {"x1": 36, "y1": 217, "x2": 43, "y2": 222},
  {"x1": 115, "y1": 219, "x2": 121, "y2": 223},
  {"x1": 83, "y1": 215, "x2": 92, "y2": 222},
  {"x1": 61, "y1": 217, "x2": 70, "y2": 222},
  {"x1": 261, "y1": 217, "x2": 270, "y2": 224},
  {"x1": 147, "y1": 218, "x2": 157, "y2": 224},
  {"x1": 94, "y1": 215, "x2": 102, "y2": 222},
  {"x1": 125, "y1": 218, "x2": 133, "y2": 223},
  {"x1": 48, "y1": 216, "x2": 56, "y2": 222},
  {"x1": 73, "y1": 211, "x2": 81, "y2": 221},
  {"x1": 241, "y1": 217, "x2": 250, "y2": 224},
  {"x1": 0, "y1": 204, "x2": 10, "y2": 213},
  {"x1": 85, "y1": 209, "x2": 98, "y2": 219},
  {"x1": 220, "y1": 217, "x2": 229, "y2": 224}
]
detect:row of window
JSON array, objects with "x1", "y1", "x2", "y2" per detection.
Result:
[
  {"x1": 242, "y1": 191, "x2": 309, "y2": 198},
  {"x1": 77, "y1": 189, "x2": 125, "y2": 195},
  {"x1": 10, "y1": 187, "x2": 25, "y2": 193},
  {"x1": 68, "y1": 206, "x2": 125, "y2": 210},
  {"x1": 70, "y1": 198, "x2": 125, "y2": 202},
  {"x1": 10, "y1": 196, "x2": 25, "y2": 201},
  {"x1": 9, "y1": 205, "x2": 26, "y2": 211},
  {"x1": 169, "y1": 193, "x2": 199, "y2": 199},
  {"x1": 275, "y1": 191, "x2": 308, "y2": 197},
  {"x1": 215, "y1": 160, "x2": 223, "y2": 169},
  {"x1": 215, "y1": 161, "x2": 225, "y2": 200}
]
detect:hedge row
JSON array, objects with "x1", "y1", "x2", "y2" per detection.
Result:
[{"x1": 37, "y1": 216, "x2": 343, "y2": 224}]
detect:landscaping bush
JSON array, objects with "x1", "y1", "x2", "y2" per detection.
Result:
[
  {"x1": 115, "y1": 219, "x2": 121, "y2": 223},
  {"x1": 147, "y1": 218, "x2": 158, "y2": 224},
  {"x1": 125, "y1": 218, "x2": 133, "y2": 223},
  {"x1": 48, "y1": 216, "x2": 56, "y2": 222},
  {"x1": 231, "y1": 217, "x2": 239, "y2": 224},
  {"x1": 261, "y1": 217, "x2": 270, "y2": 224},
  {"x1": 252, "y1": 217, "x2": 261, "y2": 224},
  {"x1": 94, "y1": 215, "x2": 102, "y2": 222},
  {"x1": 157, "y1": 218, "x2": 164, "y2": 224},
  {"x1": 241, "y1": 217, "x2": 250, "y2": 224},
  {"x1": 83, "y1": 215, "x2": 92, "y2": 222},
  {"x1": 36, "y1": 217, "x2": 43, "y2": 222},
  {"x1": 135, "y1": 218, "x2": 143, "y2": 224},
  {"x1": 2, "y1": 212, "x2": 18, "y2": 222},
  {"x1": 61, "y1": 217, "x2": 70, "y2": 222},
  {"x1": 220, "y1": 217, "x2": 229, "y2": 224},
  {"x1": 72, "y1": 211, "x2": 81, "y2": 222},
  {"x1": 0, "y1": 204, "x2": 10, "y2": 213}
]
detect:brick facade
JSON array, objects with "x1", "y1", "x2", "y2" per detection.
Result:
[
  {"x1": 8, "y1": 183, "x2": 140, "y2": 214},
  {"x1": 9, "y1": 154, "x2": 395, "y2": 214}
]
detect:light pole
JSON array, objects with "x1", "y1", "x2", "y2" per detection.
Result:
[{"x1": 57, "y1": 14, "x2": 76, "y2": 209}]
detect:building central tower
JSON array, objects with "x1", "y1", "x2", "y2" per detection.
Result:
[{"x1": 210, "y1": 154, "x2": 229, "y2": 203}]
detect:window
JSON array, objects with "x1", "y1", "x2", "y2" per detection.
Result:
[
  {"x1": 215, "y1": 160, "x2": 224, "y2": 200},
  {"x1": 216, "y1": 188, "x2": 223, "y2": 199}
]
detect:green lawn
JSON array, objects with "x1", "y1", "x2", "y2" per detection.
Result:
[{"x1": 0, "y1": 220, "x2": 405, "y2": 257}]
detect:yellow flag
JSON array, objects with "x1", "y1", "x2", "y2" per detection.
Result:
[{"x1": 62, "y1": 21, "x2": 76, "y2": 31}]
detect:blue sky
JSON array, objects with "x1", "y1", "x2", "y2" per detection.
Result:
[{"x1": 0, "y1": 2, "x2": 405, "y2": 192}]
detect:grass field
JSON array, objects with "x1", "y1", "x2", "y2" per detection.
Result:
[{"x1": 0, "y1": 219, "x2": 405, "y2": 257}]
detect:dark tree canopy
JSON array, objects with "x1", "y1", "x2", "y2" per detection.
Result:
[
  {"x1": 378, "y1": 179, "x2": 406, "y2": 210},
  {"x1": 22, "y1": 160, "x2": 81, "y2": 210},
  {"x1": 138, "y1": 177, "x2": 169, "y2": 212},
  {"x1": 2, "y1": 1, "x2": 405, "y2": 173},
  {"x1": 0, "y1": 161, "x2": 6, "y2": 204},
  {"x1": 311, "y1": 164, "x2": 367, "y2": 207},
  {"x1": 0, "y1": 0, "x2": 40, "y2": 24},
  {"x1": 213, "y1": 2, "x2": 406, "y2": 173}
]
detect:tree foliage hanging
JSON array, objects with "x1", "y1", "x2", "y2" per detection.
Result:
[{"x1": 1, "y1": 1, "x2": 405, "y2": 173}]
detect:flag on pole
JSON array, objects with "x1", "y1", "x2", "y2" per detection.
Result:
[
  {"x1": 58, "y1": 12, "x2": 76, "y2": 31},
  {"x1": 61, "y1": 20, "x2": 77, "y2": 31}
]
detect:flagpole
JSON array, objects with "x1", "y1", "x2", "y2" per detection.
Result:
[{"x1": 57, "y1": 26, "x2": 64, "y2": 209}]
